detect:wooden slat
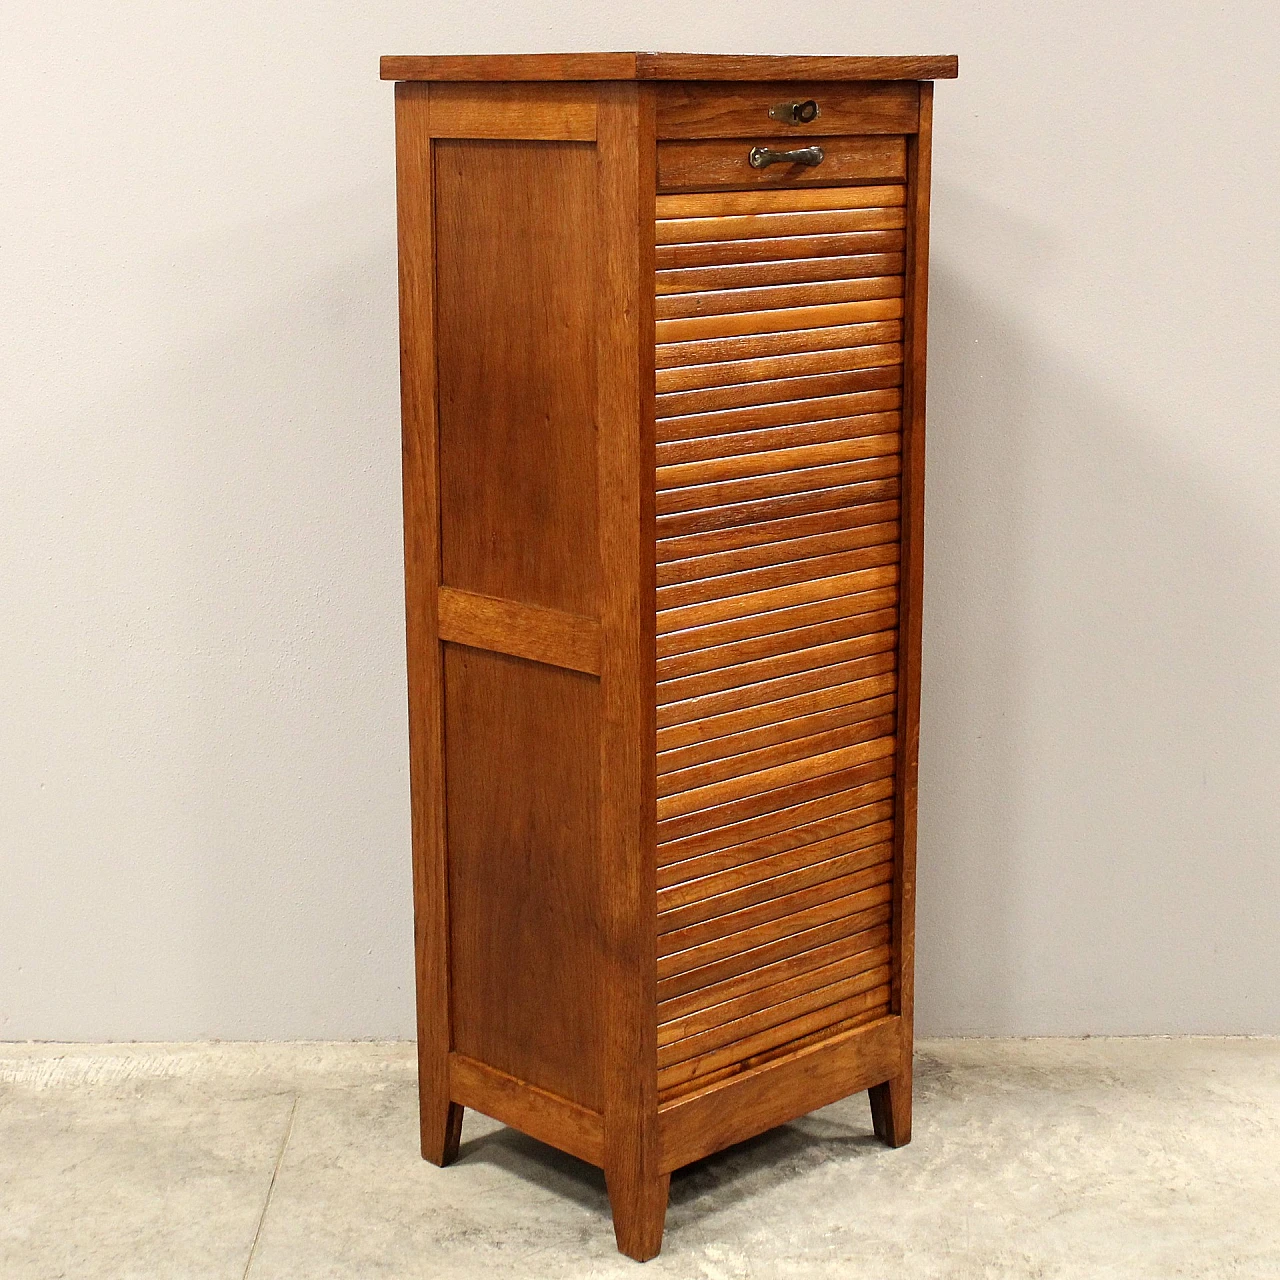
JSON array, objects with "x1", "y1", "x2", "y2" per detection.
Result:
[
  {"x1": 658, "y1": 972, "x2": 891, "y2": 1078},
  {"x1": 657, "y1": 255, "x2": 907, "y2": 297},
  {"x1": 659, "y1": 858, "x2": 893, "y2": 958},
  {"x1": 656, "y1": 736, "x2": 895, "y2": 822},
  {"x1": 656, "y1": 274, "x2": 902, "y2": 322},
  {"x1": 659, "y1": 680, "x2": 897, "y2": 761},
  {"x1": 657, "y1": 492, "x2": 899, "y2": 565},
  {"x1": 659, "y1": 954, "x2": 891, "y2": 1063},
  {"x1": 657, "y1": 415, "x2": 900, "y2": 469},
  {"x1": 437, "y1": 586, "x2": 602, "y2": 675},
  {"x1": 657, "y1": 541, "x2": 898, "y2": 612},
  {"x1": 656, "y1": 1013, "x2": 906, "y2": 1169},
  {"x1": 657, "y1": 186, "x2": 905, "y2": 220},
  {"x1": 657, "y1": 384, "x2": 901, "y2": 442},
  {"x1": 657, "y1": 603, "x2": 897, "y2": 679},
  {"x1": 656, "y1": 450, "x2": 902, "y2": 515},
  {"x1": 656, "y1": 232, "x2": 905, "y2": 271},
  {"x1": 657, "y1": 343, "x2": 903, "y2": 395},
  {"x1": 658, "y1": 435, "x2": 901, "y2": 492},
  {"x1": 449, "y1": 1053, "x2": 604, "y2": 1167},
  {"x1": 660, "y1": 834, "x2": 893, "y2": 935},
  {"x1": 656, "y1": 204, "x2": 904, "y2": 246},
  {"x1": 660, "y1": 831, "x2": 894, "y2": 935},
  {"x1": 658, "y1": 521, "x2": 900, "y2": 589},
  {"x1": 658, "y1": 257, "x2": 902, "y2": 305},
  {"x1": 658, "y1": 563, "x2": 899, "y2": 635},
  {"x1": 658, "y1": 297, "x2": 903, "y2": 343},
  {"x1": 658, "y1": 691, "x2": 897, "y2": 776},
  {"x1": 658, "y1": 766, "x2": 894, "y2": 869},
  {"x1": 657, "y1": 321, "x2": 902, "y2": 369},
  {"x1": 659, "y1": 792, "x2": 895, "y2": 893},
  {"x1": 656, "y1": 750, "x2": 895, "y2": 850},
  {"x1": 658, "y1": 901, "x2": 892, "y2": 1005},
  {"x1": 658, "y1": 877, "x2": 893, "y2": 980},
  {"x1": 658, "y1": 713, "x2": 896, "y2": 798},
  {"x1": 659, "y1": 923, "x2": 891, "y2": 1021},
  {"x1": 658, "y1": 634, "x2": 895, "y2": 711},
  {"x1": 427, "y1": 82, "x2": 597, "y2": 140}
]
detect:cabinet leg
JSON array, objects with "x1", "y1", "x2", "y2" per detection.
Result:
[
  {"x1": 605, "y1": 1168, "x2": 670, "y2": 1262},
  {"x1": 869, "y1": 1068, "x2": 912, "y2": 1148},
  {"x1": 420, "y1": 1097, "x2": 464, "y2": 1167}
]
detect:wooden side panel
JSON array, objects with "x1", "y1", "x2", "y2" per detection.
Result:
[
  {"x1": 394, "y1": 80, "x2": 462, "y2": 1166},
  {"x1": 435, "y1": 138, "x2": 599, "y2": 615},
  {"x1": 444, "y1": 646, "x2": 604, "y2": 1109},
  {"x1": 595, "y1": 83, "x2": 669, "y2": 1261},
  {"x1": 652, "y1": 182, "x2": 906, "y2": 1102}
]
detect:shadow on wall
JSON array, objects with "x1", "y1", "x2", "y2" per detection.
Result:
[{"x1": 915, "y1": 181, "x2": 1280, "y2": 1035}]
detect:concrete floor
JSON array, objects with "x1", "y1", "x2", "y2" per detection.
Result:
[{"x1": 2, "y1": 1039, "x2": 1277, "y2": 1278}]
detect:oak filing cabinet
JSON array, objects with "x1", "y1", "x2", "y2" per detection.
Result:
[{"x1": 381, "y1": 52, "x2": 957, "y2": 1260}]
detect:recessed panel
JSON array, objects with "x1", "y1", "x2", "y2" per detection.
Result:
[
  {"x1": 444, "y1": 645, "x2": 603, "y2": 1110},
  {"x1": 435, "y1": 139, "x2": 599, "y2": 615}
]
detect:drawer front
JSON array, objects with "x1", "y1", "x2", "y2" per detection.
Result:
[
  {"x1": 658, "y1": 134, "x2": 906, "y2": 193},
  {"x1": 652, "y1": 183, "x2": 905, "y2": 1100},
  {"x1": 656, "y1": 80, "x2": 919, "y2": 139}
]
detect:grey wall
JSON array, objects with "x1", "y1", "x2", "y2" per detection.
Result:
[{"x1": 3, "y1": 3, "x2": 1278, "y2": 1040}]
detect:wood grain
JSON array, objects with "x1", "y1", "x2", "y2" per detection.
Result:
[
  {"x1": 657, "y1": 629, "x2": 896, "y2": 707},
  {"x1": 657, "y1": 182, "x2": 904, "y2": 221},
  {"x1": 656, "y1": 203, "x2": 904, "y2": 247},
  {"x1": 658, "y1": 521, "x2": 900, "y2": 589},
  {"x1": 656, "y1": 492, "x2": 899, "y2": 562},
  {"x1": 656, "y1": 1015, "x2": 907, "y2": 1171},
  {"x1": 435, "y1": 137, "x2": 599, "y2": 615},
  {"x1": 449, "y1": 1053, "x2": 604, "y2": 1166},
  {"x1": 657, "y1": 254, "x2": 905, "y2": 298},
  {"x1": 594, "y1": 82, "x2": 668, "y2": 1262},
  {"x1": 444, "y1": 647, "x2": 604, "y2": 1109},
  {"x1": 658, "y1": 924, "x2": 891, "y2": 1021},
  {"x1": 656, "y1": 232, "x2": 906, "y2": 271},
  {"x1": 658, "y1": 902, "x2": 892, "y2": 1006},
  {"x1": 380, "y1": 53, "x2": 959, "y2": 83},
  {"x1": 657, "y1": 692, "x2": 897, "y2": 778},
  {"x1": 657, "y1": 738, "x2": 896, "y2": 822},
  {"x1": 658, "y1": 134, "x2": 906, "y2": 192},
  {"x1": 658, "y1": 681, "x2": 896, "y2": 759},
  {"x1": 658, "y1": 794, "x2": 896, "y2": 894},
  {"x1": 657, "y1": 298, "x2": 903, "y2": 342},
  {"x1": 656, "y1": 753, "x2": 895, "y2": 852},
  {"x1": 655, "y1": 274, "x2": 903, "y2": 322},
  {"x1": 657, "y1": 319, "x2": 902, "y2": 367},
  {"x1": 438, "y1": 587, "x2": 602, "y2": 674},
  {"x1": 655, "y1": 462, "x2": 902, "y2": 539},
  {"x1": 394, "y1": 81, "x2": 463, "y2": 1168},
  {"x1": 427, "y1": 82, "x2": 597, "y2": 140},
  {"x1": 658, "y1": 832, "x2": 894, "y2": 933},
  {"x1": 655, "y1": 81, "x2": 919, "y2": 140},
  {"x1": 657, "y1": 340, "x2": 903, "y2": 393}
]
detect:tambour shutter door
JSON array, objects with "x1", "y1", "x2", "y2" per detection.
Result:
[{"x1": 653, "y1": 183, "x2": 905, "y2": 1100}]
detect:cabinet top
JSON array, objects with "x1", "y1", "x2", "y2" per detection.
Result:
[{"x1": 379, "y1": 52, "x2": 958, "y2": 83}]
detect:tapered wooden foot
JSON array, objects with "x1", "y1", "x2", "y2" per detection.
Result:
[
  {"x1": 421, "y1": 1098, "x2": 464, "y2": 1167},
  {"x1": 605, "y1": 1169, "x2": 670, "y2": 1262},
  {"x1": 869, "y1": 1068, "x2": 912, "y2": 1147}
]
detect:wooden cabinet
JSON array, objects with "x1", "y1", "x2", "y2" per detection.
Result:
[{"x1": 382, "y1": 51, "x2": 957, "y2": 1261}]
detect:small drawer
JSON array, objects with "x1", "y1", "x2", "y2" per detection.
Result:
[
  {"x1": 657, "y1": 135, "x2": 907, "y2": 193},
  {"x1": 655, "y1": 81, "x2": 919, "y2": 140}
]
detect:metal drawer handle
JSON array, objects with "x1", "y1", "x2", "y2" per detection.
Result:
[
  {"x1": 768, "y1": 99, "x2": 821, "y2": 124},
  {"x1": 748, "y1": 144, "x2": 825, "y2": 169}
]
